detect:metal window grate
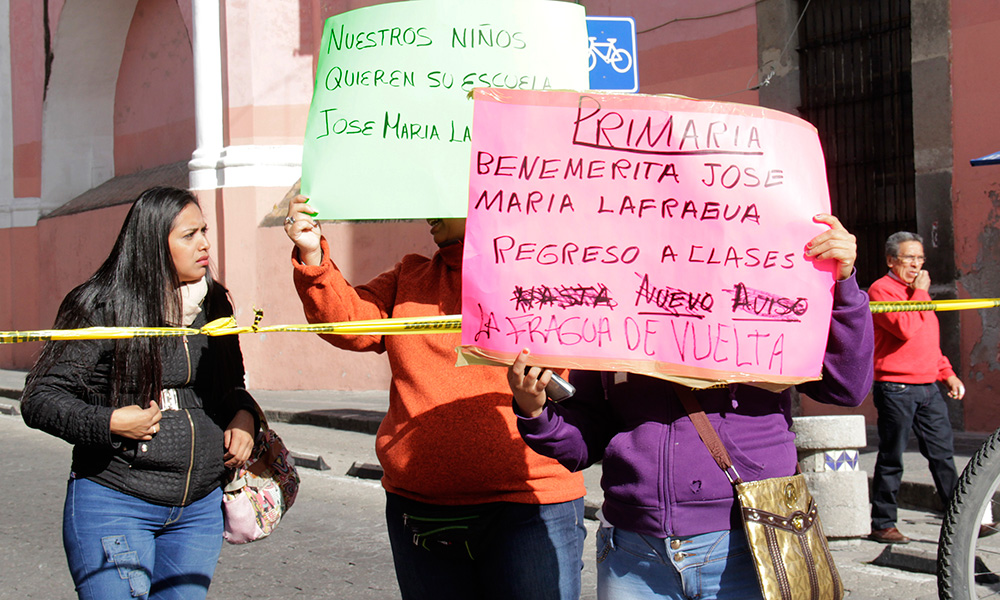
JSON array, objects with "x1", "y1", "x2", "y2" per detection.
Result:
[{"x1": 797, "y1": 0, "x2": 916, "y2": 287}]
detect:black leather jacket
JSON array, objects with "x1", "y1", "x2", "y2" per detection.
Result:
[{"x1": 21, "y1": 283, "x2": 257, "y2": 506}]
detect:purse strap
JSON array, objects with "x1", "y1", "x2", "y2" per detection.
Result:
[{"x1": 670, "y1": 383, "x2": 743, "y2": 484}]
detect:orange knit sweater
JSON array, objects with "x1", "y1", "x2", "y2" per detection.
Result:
[{"x1": 292, "y1": 238, "x2": 585, "y2": 505}]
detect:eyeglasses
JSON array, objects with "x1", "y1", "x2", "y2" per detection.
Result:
[{"x1": 895, "y1": 255, "x2": 925, "y2": 264}]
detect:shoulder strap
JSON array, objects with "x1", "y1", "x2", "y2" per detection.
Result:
[{"x1": 670, "y1": 383, "x2": 742, "y2": 484}]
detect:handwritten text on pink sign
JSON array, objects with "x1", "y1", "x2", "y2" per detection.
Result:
[{"x1": 460, "y1": 89, "x2": 836, "y2": 383}]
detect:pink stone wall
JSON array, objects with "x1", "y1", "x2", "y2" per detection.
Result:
[
  {"x1": 0, "y1": 227, "x2": 41, "y2": 368},
  {"x1": 36, "y1": 206, "x2": 131, "y2": 317},
  {"x1": 114, "y1": 0, "x2": 197, "y2": 175},
  {"x1": 2, "y1": 0, "x2": 765, "y2": 394},
  {"x1": 582, "y1": 0, "x2": 760, "y2": 103},
  {"x1": 5, "y1": 0, "x2": 1000, "y2": 426},
  {"x1": 951, "y1": 1, "x2": 1000, "y2": 432},
  {"x1": 9, "y1": 2, "x2": 45, "y2": 197},
  {"x1": 0, "y1": 205, "x2": 128, "y2": 369},
  {"x1": 223, "y1": 0, "x2": 315, "y2": 145},
  {"x1": 7, "y1": 225, "x2": 42, "y2": 368}
]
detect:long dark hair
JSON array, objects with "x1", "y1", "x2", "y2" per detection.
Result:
[{"x1": 25, "y1": 186, "x2": 206, "y2": 407}]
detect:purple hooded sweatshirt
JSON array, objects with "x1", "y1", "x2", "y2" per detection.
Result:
[{"x1": 515, "y1": 274, "x2": 874, "y2": 538}]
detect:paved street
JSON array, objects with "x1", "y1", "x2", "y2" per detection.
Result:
[
  {"x1": 0, "y1": 414, "x2": 599, "y2": 599},
  {"x1": 0, "y1": 406, "x2": 964, "y2": 599},
  {"x1": 0, "y1": 415, "x2": 392, "y2": 599}
]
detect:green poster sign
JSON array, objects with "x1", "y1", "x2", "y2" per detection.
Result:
[{"x1": 302, "y1": 0, "x2": 589, "y2": 220}]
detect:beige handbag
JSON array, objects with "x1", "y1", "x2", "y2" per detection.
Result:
[{"x1": 672, "y1": 384, "x2": 843, "y2": 600}]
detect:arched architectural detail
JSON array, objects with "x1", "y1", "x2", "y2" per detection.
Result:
[{"x1": 39, "y1": 0, "x2": 139, "y2": 216}]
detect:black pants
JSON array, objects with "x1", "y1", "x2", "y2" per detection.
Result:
[
  {"x1": 870, "y1": 381, "x2": 958, "y2": 529},
  {"x1": 384, "y1": 492, "x2": 585, "y2": 600}
]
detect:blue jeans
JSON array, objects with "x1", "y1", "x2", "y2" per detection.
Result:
[
  {"x1": 385, "y1": 492, "x2": 586, "y2": 600},
  {"x1": 596, "y1": 526, "x2": 763, "y2": 600},
  {"x1": 63, "y1": 476, "x2": 223, "y2": 600},
  {"x1": 871, "y1": 381, "x2": 958, "y2": 529}
]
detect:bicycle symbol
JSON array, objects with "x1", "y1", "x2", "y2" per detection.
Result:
[{"x1": 588, "y1": 36, "x2": 633, "y2": 74}]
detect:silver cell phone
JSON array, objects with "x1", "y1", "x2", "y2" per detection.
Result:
[{"x1": 524, "y1": 367, "x2": 576, "y2": 402}]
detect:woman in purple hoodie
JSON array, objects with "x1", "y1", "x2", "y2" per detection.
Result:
[{"x1": 507, "y1": 214, "x2": 874, "y2": 600}]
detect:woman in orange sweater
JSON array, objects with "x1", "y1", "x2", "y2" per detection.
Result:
[{"x1": 284, "y1": 195, "x2": 586, "y2": 600}]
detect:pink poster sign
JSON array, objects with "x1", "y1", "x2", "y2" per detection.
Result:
[{"x1": 459, "y1": 89, "x2": 837, "y2": 386}]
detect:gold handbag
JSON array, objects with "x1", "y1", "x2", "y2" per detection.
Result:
[
  {"x1": 672, "y1": 384, "x2": 843, "y2": 600},
  {"x1": 736, "y1": 475, "x2": 842, "y2": 600}
]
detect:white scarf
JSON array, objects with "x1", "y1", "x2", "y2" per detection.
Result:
[{"x1": 170, "y1": 277, "x2": 209, "y2": 326}]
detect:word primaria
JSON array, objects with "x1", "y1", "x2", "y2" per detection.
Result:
[
  {"x1": 573, "y1": 96, "x2": 764, "y2": 154},
  {"x1": 477, "y1": 152, "x2": 679, "y2": 184},
  {"x1": 327, "y1": 25, "x2": 432, "y2": 52},
  {"x1": 451, "y1": 26, "x2": 526, "y2": 50},
  {"x1": 598, "y1": 196, "x2": 760, "y2": 224},
  {"x1": 492, "y1": 236, "x2": 640, "y2": 265},
  {"x1": 661, "y1": 245, "x2": 796, "y2": 269}
]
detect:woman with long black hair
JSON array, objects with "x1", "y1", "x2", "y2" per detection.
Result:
[{"x1": 20, "y1": 186, "x2": 258, "y2": 600}]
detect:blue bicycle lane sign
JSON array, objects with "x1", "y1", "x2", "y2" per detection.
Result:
[{"x1": 586, "y1": 16, "x2": 638, "y2": 92}]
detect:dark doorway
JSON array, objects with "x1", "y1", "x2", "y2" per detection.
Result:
[{"x1": 797, "y1": 0, "x2": 916, "y2": 287}]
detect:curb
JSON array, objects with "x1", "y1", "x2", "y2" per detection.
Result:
[
  {"x1": 0, "y1": 387, "x2": 19, "y2": 416},
  {"x1": 264, "y1": 408, "x2": 383, "y2": 436}
]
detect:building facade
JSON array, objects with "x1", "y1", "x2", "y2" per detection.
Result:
[{"x1": 2, "y1": 0, "x2": 999, "y2": 430}]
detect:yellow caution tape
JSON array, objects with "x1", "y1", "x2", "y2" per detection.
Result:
[
  {"x1": 253, "y1": 315, "x2": 462, "y2": 336},
  {"x1": 0, "y1": 326, "x2": 199, "y2": 344},
  {"x1": 0, "y1": 315, "x2": 462, "y2": 343},
  {"x1": 869, "y1": 298, "x2": 1000, "y2": 313},
  {"x1": 2, "y1": 299, "x2": 997, "y2": 343}
]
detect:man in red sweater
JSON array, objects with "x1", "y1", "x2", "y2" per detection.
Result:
[{"x1": 868, "y1": 231, "x2": 964, "y2": 544}]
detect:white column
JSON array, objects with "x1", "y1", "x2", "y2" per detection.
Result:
[
  {"x1": 188, "y1": 0, "x2": 225, "y2": 190},
  {"x1": 0, "y1": 0, "x2": 14, "y2": 227},
  {"x1": 793, "y1": 415, "x2": 871, "y2": 538}
]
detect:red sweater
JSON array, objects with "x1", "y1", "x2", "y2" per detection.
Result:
[
  {"x1": 869, "y1": 272, "x2": 955, "y2": 383},
  {"x1": 293, "y1": 238, "x2": 585, "y2": 505}
]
